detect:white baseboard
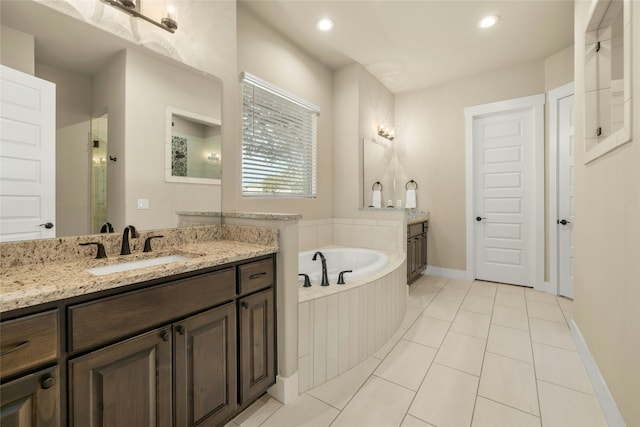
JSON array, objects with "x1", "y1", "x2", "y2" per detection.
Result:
[
  {"x1": 424, "y1": 266, "x2": 469, "y2": 281},
  {"x1": 267, "y1": 372, "x2": 299, "y2": 404},
  {"x1": 569, "y1": 320, "x2": 627, "y2": 427}
]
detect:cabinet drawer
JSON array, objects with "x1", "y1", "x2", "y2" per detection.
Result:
[
  {"x1": 238, "y1": 258, "x2": 274, "y2": 295},
  {"x1": 68, "y1": 268, "x2": 235, "y2": 353},
  {"x1": 1, "y1": 309, "x2": 59, "y2": 378},
  {"x1": 408, "y1": 222, "x2": 424, "y2": 238}
]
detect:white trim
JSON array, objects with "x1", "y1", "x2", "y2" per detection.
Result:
[
  {"x1": 548, "y1": 82, "x2": 575, "y2": 296},
  {"x1": 424, "y1": 266, "x2": 470, "y2": 281},
  {"x1": 464, "y1": 94, "x2": 545, "y2": 290},
  {"x1": 268, "y1": 372, "x2": 299, "y2": 404},
  {"x1": 570, "y1": 320, "x2": 628, "y2": 427}
]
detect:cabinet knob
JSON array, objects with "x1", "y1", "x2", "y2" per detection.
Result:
[
  {"x1": 161, "y1": 331, "x2": 170, "y2": 341},
  {"x1": 41, "y1": 376, "x2": 56, "y2": 390},
  {"x1": 177, "y1": 325, "x2": 186, "y2": 335},
  {"x1": 241, "y1": 301, "x2": 249, "y2": 309}
]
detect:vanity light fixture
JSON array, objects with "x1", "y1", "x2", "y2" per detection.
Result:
[
  {"x1": 207, "y1": 153, "x2": 220, "y2": 161},
  {"x1": 102, "y1": 0, "x2": 178, "y2": 33},
  {"x1": 377, "y1": 125, "x2": 395, "y2": 141},
  {"x1": 478, "y1": 15, "x2": 500, "y2": 29},
  {"x1": 316, "y1": 18, "x2": 335, "y2": 32}
]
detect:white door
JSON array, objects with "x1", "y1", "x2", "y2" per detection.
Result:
[
  {"x1": 473, "y1": 108, "x2": 535, "y2": 286},
  {"x1": 0, "y1": 65, "x2": 56, "y2": 242},
  {"x1": 558, "y1": 94, "x2": 575, "y2": 298}
]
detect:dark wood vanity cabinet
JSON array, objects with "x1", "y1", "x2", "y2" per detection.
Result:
[
  {"x1": 0, "y1": 310, "x2": 60, "y2": 427},
  {"x1": 174, "y1": 302, "x2": 237, "y2": 426},
  {"x1": 0, "y1": 255, "x2": 275, "y2": 427},
  {"x1": 239, "y1": 289, "x2": 275, "y2": 405},
  {"x1": 68, "y1": 327, "x2": 173, "y2": 427},
  {"x1": 407, "y1": 221, "x2": 428, "y2": 284},
  {"x1": 69, "y1": 302, "x2": 237, "y2": 427},
  {"x1": 0, "y1": 366, "x2": 60, "y2": 427}
]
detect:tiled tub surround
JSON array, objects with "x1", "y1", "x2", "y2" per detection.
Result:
[
  {"x1": 298, "y1": 211, "x2": 430, "y2": 253},
  {"x1": 0, "y1": 225, "x2": 278, "y2": 312},
  {"x1": 298, "y1": 249, "x2": 407, "y2": 392}
]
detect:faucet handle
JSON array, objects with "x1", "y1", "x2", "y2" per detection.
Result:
[
  {"x1": 143, "y1": 235, "x2": 164, "y2": 252},
  {"x1": 298, "y1": 274, "x2": 312, "y2": 287},
  {"x1": 337, "y1": 270, "x2": 353, "y2": 285},
  {"x1": 80, "y1": 242, "x2": 107, "y2": 259}
]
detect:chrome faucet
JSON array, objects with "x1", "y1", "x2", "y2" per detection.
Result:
[
  {"x1": 312, "y1": 251, "x2": 330, "y2": 286},
  {"x1": 120, "y1": 225, "x2": 139, "y2": 255}
]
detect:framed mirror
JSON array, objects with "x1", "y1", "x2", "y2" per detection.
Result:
[
  {"x1": 166, "y1": 108, "x2": 221, "y2": 184},
  {"x1": 0, "y1": 0, "x2": 222, "y2": 241},
  {"x1": 584, "y1": 0, "x2": 632, "y2": 163}
]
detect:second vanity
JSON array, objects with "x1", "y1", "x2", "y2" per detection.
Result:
[{"x1": 0, "y1": 225, "x2": 278, "y2": 426}]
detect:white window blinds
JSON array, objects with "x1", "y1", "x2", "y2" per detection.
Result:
[{"x1": 241, "y1": 72, "x2": 319, "y2": 198}]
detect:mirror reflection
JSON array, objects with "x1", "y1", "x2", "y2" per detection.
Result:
[
  {"x1": 0, "y1": 1, "x2": 222, "y2": 241},
  {"x1": 167, "y1": 110, "x2": 221, "y2": 183},
  {"x1": 584, "y1": 0, "x2": 631, "y2": 162}
]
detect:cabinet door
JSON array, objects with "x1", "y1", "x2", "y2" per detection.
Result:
[
  {"x1": 68, "y1": 328, "x2": 172, "y2": 427},
  {"x1": 407, "y1": 237, "x2": 419, "y2": 283},
  {"x1": 0, "y1": 366, "x2": 59, "y2": 427},
  {"x1": 420, "y1": 231, "x2": 428, "y2": 271},
  {"x1": 174, "y1": 303, "x2": 237, "y2": 427},
  {"x1": 238, "y1": 289, "x2": 275, "y2": 405}
]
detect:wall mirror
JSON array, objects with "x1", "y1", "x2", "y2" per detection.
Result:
[
  {"x1": 166, "y1": 108, "x2": 221, "y2": 184},
  {"x1": 362, "y1": 137, "x2": 399, "y2": 208},
  {"x1": 584, "y1": 0, "x2": 632, "y2": 163},
  {"x1": 0, "y1": 0, "x2": 222, "y2": 241}
]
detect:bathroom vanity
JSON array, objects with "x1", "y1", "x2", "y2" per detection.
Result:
[
  {"x1": 0, "y1": 226, "x2": 277, "y2": 426},
  {"x1": 407, "y1": 219, "x2": 428, "y2": 284}
]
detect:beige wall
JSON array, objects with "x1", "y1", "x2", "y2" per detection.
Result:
[
  {"x1": 235, "y1": 5, "x2": 334, "y2": 220},
  {"x1": 0, "y1": 25, "x2": 34, "y2": 74},
  {"x1": 573, "y1": 1, "x2": 640, "y2": 425},
  {"x1": 35, "y1": 63, "x2": 92, "y2": 236},
  {"x1": 124, "y1": 49, "x2": 222, "y2": 229}
]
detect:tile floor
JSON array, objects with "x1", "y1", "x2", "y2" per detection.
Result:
[{"x1": 227, "y1": 275, "x2": 608, "y2": 427}]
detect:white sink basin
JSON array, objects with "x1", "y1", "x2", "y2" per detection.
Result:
[{"x1": 86, "y1": 255, "x2": 190, "y2": 276}]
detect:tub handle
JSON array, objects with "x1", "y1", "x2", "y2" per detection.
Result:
[
  {"x1": 337, "y1": 270, "x2": 353, "y2": 285},
  {"x1": 298, "y1": 274, "x2": 312, "y2": 287}
]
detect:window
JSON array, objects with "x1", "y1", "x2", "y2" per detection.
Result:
[{"x1": 241, "y1": 72, "x2": 319, "y2": 197}]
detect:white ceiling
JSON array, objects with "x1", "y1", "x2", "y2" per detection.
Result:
[{"x1": 240, "y1": 0, "x2": 575, "y2": 93}]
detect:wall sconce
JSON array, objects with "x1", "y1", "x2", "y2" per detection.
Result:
[
  {"x1": 207, "y1": 153, "x2": 220, "y2": 161},
  {"x1": 378, "y1": 125, "x2": 395, "y2": 141},
  {"x1": 102, "y1": 0, "x2": 178, "y2": 33}
]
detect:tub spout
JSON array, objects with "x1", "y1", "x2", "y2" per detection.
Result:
[{"x1": 312, "y1": 251, "x2": 330, "y2": 286}]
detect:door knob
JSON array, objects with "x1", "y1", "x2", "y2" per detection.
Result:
[
  {"x1": 39, "y1": 222, "x2": 54, "y2": 229},
  {"x1": 475, "y1": 216, "x2": 487, "y2": 222},
  {"x1": 557, "y1": 219, "x2": 571, "y2": 225}
]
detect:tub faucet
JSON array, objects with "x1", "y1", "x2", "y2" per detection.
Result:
[
  {"x1": 312, "y1": 251, "x2": 330, "y2": 286},
  {"x1": 120, "y1": 225, "x2": 139, "y2": 255}
]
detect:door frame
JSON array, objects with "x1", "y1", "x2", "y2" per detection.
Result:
[
  {"x1": 548, "y1": 82, "x2": 575, "y2": 296},
  {"x1": 464, "y1": 93, "x2": 545, "y2": 290}
]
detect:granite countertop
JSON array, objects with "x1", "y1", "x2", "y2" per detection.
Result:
[
  {"x1": 1, "y1": 227, "x2": 278, "y2": 313},
  {"x1": 407, "y1": 210, "x2": 430, "y2": 224}
]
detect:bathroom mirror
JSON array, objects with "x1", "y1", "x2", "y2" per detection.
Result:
[
  {"x1": 0, "y1": 0, "x2": 223, "y2": 240},
  {"x1": 166, "y1": 108, "x2": 222, "y2": 184},
  {"x1": 362, "y1": 137, "x2": 398, "y2": 208},
  {"x1": 584, "y1": 0, "x2": 632, "y2": 163}
]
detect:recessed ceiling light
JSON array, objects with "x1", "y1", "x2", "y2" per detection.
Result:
[
  {"x1": 316, "y1": 18, "x2": 334, "y2": 32},
  {"x1": 478, "y1": 15, "x2": 500, "y2": 29}
]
